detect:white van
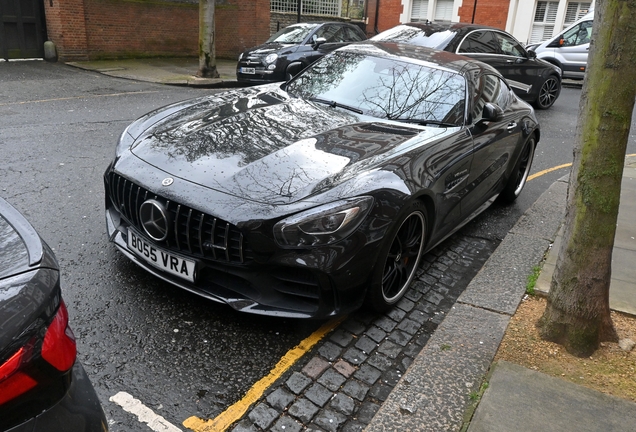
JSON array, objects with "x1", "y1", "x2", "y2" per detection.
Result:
[{"x1": 527, "y1": 9, "x2": 594, "y2": 80}]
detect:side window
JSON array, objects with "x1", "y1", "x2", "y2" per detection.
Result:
[
  {"x1": 343, "y1": 26, "x2": 365, "y2": 42},
  {"x1": 471, "y1": 74, "x2": 511, "y2": 122},
  {"x1": 313, "y1": 25, "x2": 340, "y2": 43},
  {"x1": 562, "y1": 20, "x2": 592, "y2": 46},
  {"x1": 458, "y1": 31, "x2": 500, "y2": 54},
  {"x1": 495, "y1": 33, "x2": 525, "y2": 57}
]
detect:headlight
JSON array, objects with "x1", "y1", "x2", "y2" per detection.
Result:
[
  {"x1": 274, "y1": 197, "x2": 374, "y2": 248},
  {"x1": 115, "y1": 126, "x2": 135, "y2": 157},
  {"x1": 264, "y1": 53, "x2": 278, "y2": 64}
]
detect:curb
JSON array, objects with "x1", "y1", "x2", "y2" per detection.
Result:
[{"x1": 365, "y1": 176, "x2": 569, "y2": 431}]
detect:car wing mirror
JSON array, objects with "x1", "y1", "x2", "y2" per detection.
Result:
[
  {"x1": 527, "y1": 50, "x2": 537, "y2": 59},
  {"x1": 312, "y1": 37, "x2": 327, "y2": 49},
  {"x1": 481, "y1": 102, "x2": 504, "y2": 122}
]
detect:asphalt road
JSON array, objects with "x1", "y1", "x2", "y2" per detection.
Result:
[{"x1": 1, "y1": 61, "x2": 635, "y2": 431}]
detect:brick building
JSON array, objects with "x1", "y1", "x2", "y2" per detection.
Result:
[{"x1": 42, "y1": 0, "x2": 270, "y2": 61}]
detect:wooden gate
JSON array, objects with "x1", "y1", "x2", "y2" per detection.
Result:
[{"x1": 0, "y1": 0, "x2": 46, "y2": 60}]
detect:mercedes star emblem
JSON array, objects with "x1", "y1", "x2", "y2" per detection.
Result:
[
  {"x1": 139, "y1": 199, "x2": 170, "y2": 241},
  {"x1": 162, "y1": 177, "x2": 174, "y2": 186}
]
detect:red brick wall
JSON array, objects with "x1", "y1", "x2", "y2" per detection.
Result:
[
  {"x1": 44, "y1": 0, "x2": 90, "y2": 61},
  {"x1": 366, "y1": 0, "x2": 403, "y2": 37},
  {"x1": 458, "y1": 0, "x2": 510, "y2": 29},
  {"x1": 44, "y1": 0, "x2": 270, "y2": 61}
]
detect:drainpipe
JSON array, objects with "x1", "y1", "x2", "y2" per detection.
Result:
[
  {"x1": 374, "y1": 0, "x2": 380, "y2": 34},
  {"x1": 471, "y1": 0, "x2": 478, "y2": 23},
  {"x1": 297, "y1": 0, "x2": 301, "y2": 23}
]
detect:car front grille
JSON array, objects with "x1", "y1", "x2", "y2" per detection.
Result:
[{"x1": 106, "y1": 172, "x2": 250, "y2": 264}]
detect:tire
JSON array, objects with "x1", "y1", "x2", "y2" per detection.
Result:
[
  {"x1": 534, "y1": 75, "x2": 561, "y2": 109},
  {"x1": 499, "y1": 136, "x2": 536, "y2": 203},
  {"x1": 366, "y1": 202, "x2": 427, "y2": 312}
]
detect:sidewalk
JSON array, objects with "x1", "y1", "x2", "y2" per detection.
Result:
[
  {"x1": 67, "y1": 57, "x2": 240, "y2": 88},
  {"x1": 66, "y1": 58, "x2": 636, "y2": 431}
]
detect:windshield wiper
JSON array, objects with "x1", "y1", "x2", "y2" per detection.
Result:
[
  {"x1": 392, "y1": 118, "x2": 458, "y2": 127},
  {"x1": 309, "y1": 97, "x2": 364, "y2": 114}
]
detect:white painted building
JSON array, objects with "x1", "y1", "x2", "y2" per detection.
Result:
[{"x1": 506, "y1": 0, "x2": 594, "y2": 44}]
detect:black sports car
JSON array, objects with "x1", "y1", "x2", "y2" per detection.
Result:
[
  {"x1": 372, "y1": 22, "x2": 562, "y2": 109},
  {"x1": 236, "y1": 22, "x2": 366, "y2": 84},
  {"x1": 105, "y1": 42, "x2": 539, "y2": 318},
  {"x1": 0, "y1": 197, "x2": 108, "y2": 431}
]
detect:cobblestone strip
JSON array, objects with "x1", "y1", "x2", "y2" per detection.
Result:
[{"x1": 229, "y1": 235, "x2": 496, "y2": 432}]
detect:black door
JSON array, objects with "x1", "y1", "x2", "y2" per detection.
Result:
[{"x1": 0, "y1": 0, "x2": 46, "y2": 60}]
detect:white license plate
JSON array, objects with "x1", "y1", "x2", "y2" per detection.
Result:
[
  {"x1": 127, "y1": 229, "x2": 196, "y2": 283},
  {"x1": 240, "y1": 67, "x2": 256, "y2": 74}
]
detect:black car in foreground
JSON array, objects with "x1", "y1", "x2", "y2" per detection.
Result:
[
  {"x1": 372, "y1": 22, "x2": 562, "y2": 109},
  {"x1": 0, "y1": 198, "x2": 107, "y2": 431},
  {"x1": 105, "y1": 42, "x2": 539, "y2": 318},
  {"x1": 236, "y1": 22, "x2": 366, "y2": 84}
]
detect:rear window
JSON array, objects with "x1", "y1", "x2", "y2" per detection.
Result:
[{"x1": 372, "y1": 25, "x2": 457, "y2": 50}]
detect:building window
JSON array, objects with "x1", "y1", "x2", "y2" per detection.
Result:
[
  {"x1": 410, "y1": 0, "x2": 454, "y2": 22},
  {"x1": 271, "y1": 0, "x2": 341, "y2": 17},
  {"x1": 530, "y1": 1, "x2": 559, "y2": 43},
  {"x1": 434, "y1": 0, "x2": 454, "y2": 21},
  {"x1": 411, "y1": 0, "x2": 430, "y2": 21},
  {"x1": 564, "y1": 2, "x2": 591, "y2": 28}
]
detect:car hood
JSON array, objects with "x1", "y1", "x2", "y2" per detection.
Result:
[
  {"x1": 242, "y1": 42, "x2": 295, "y2": 57},
  {"x1": 127, "y1": 86, "x2": 448, "y2": 205}
]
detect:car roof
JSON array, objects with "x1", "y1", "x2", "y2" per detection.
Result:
[
  {"x1": 398, "y1": 21, "x2": 502, "y2": 34},
  {"x1": 337, "y1": 40, "x2": 500, "y2": 77}
]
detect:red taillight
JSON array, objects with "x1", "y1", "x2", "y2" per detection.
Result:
[
  {"x1": 0, "y1": 348, "x2": 38, "y2": 405},
  {"x1": 42, "y1": 301, "x2": 77, "y2": 372},
  {"x1": 0, "y1": 301, "x2": 77, "y2": 406}
]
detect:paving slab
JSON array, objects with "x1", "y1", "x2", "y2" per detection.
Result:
[{"x1": 468, "y1": 360, "x2": 636, "y2": 432}]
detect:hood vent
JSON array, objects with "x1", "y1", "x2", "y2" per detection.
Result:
[{"x1": 361, "y1": 123, "x2": 419, "y2": 136}]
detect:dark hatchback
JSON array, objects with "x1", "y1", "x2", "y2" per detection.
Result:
[
  {"x1": 372, "y1": 22, "x2": 563, "y2": 109},
  {"x1": 0, "y1": 198, "x2": 107, "y2": 432},
  {"x1": 105, "y1": 42, "x2": 539, "y2": 319},
  {"x1": 236, "y1": 22, "x2": 366, "y2": 84}
]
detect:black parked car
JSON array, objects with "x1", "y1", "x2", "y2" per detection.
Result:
[
  {"x1": 105, "y1": 42, "x2": 539, "y2": 319},
  {"x1": 0, "y1": 198, "x2": 107, "y2": 431},
  {"x1": 236, "y1": 22, "x2": 366, "y2": 84},
  {"x1": 372, "y1": 22, "x2": 562, "y2": 109}
]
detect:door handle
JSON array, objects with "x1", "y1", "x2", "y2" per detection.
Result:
[{"x1": 507, "y1": 122, "x2": 517, "y2": 132}]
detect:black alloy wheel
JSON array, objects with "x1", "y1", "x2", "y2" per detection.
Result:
[
  {"x1": 500, "y1": 136, "x2": 536, "y2": 203},
  {"x1": 535, "y1": 76, "x2": 561, "y2": 109},
  {"x1": 367, "y1": 203, "x2": 427, "y2": 311}
]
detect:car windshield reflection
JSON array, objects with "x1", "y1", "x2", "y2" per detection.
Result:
[
  {"x1": 287, "y1": 51, "x2": 466, "y2": 126},
  {"x1": 266, "y1": 23, "x2": 318, "y2": 44}
]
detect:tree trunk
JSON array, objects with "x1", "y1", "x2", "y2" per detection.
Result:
[
  {"x1": 538, "y1": 0, "x2": 636, "y2": 357},
  {"x1": 197, "y1": 0, "x2": 220, "y2": 78}
]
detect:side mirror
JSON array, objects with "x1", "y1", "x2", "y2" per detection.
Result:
[
  {"x1": 527, "y1": 50, "x2": 537, "y2": 59},
  {"x1": 482, "y1": 102, "x2": 504, "y2": 122},
  {"x1": 312, "y1": 37, "x2": 327, "y2": 49}
]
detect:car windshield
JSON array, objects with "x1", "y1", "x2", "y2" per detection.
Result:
[
  {"x1": 287, "y1": 49, "x2": 466, "y2": 125},
  {"x1": 266, "y1": 24, "x2": 319, "y2": 44},
  {"x1": 372, "y1": 25, "x2": 457, "y2": 50}
]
